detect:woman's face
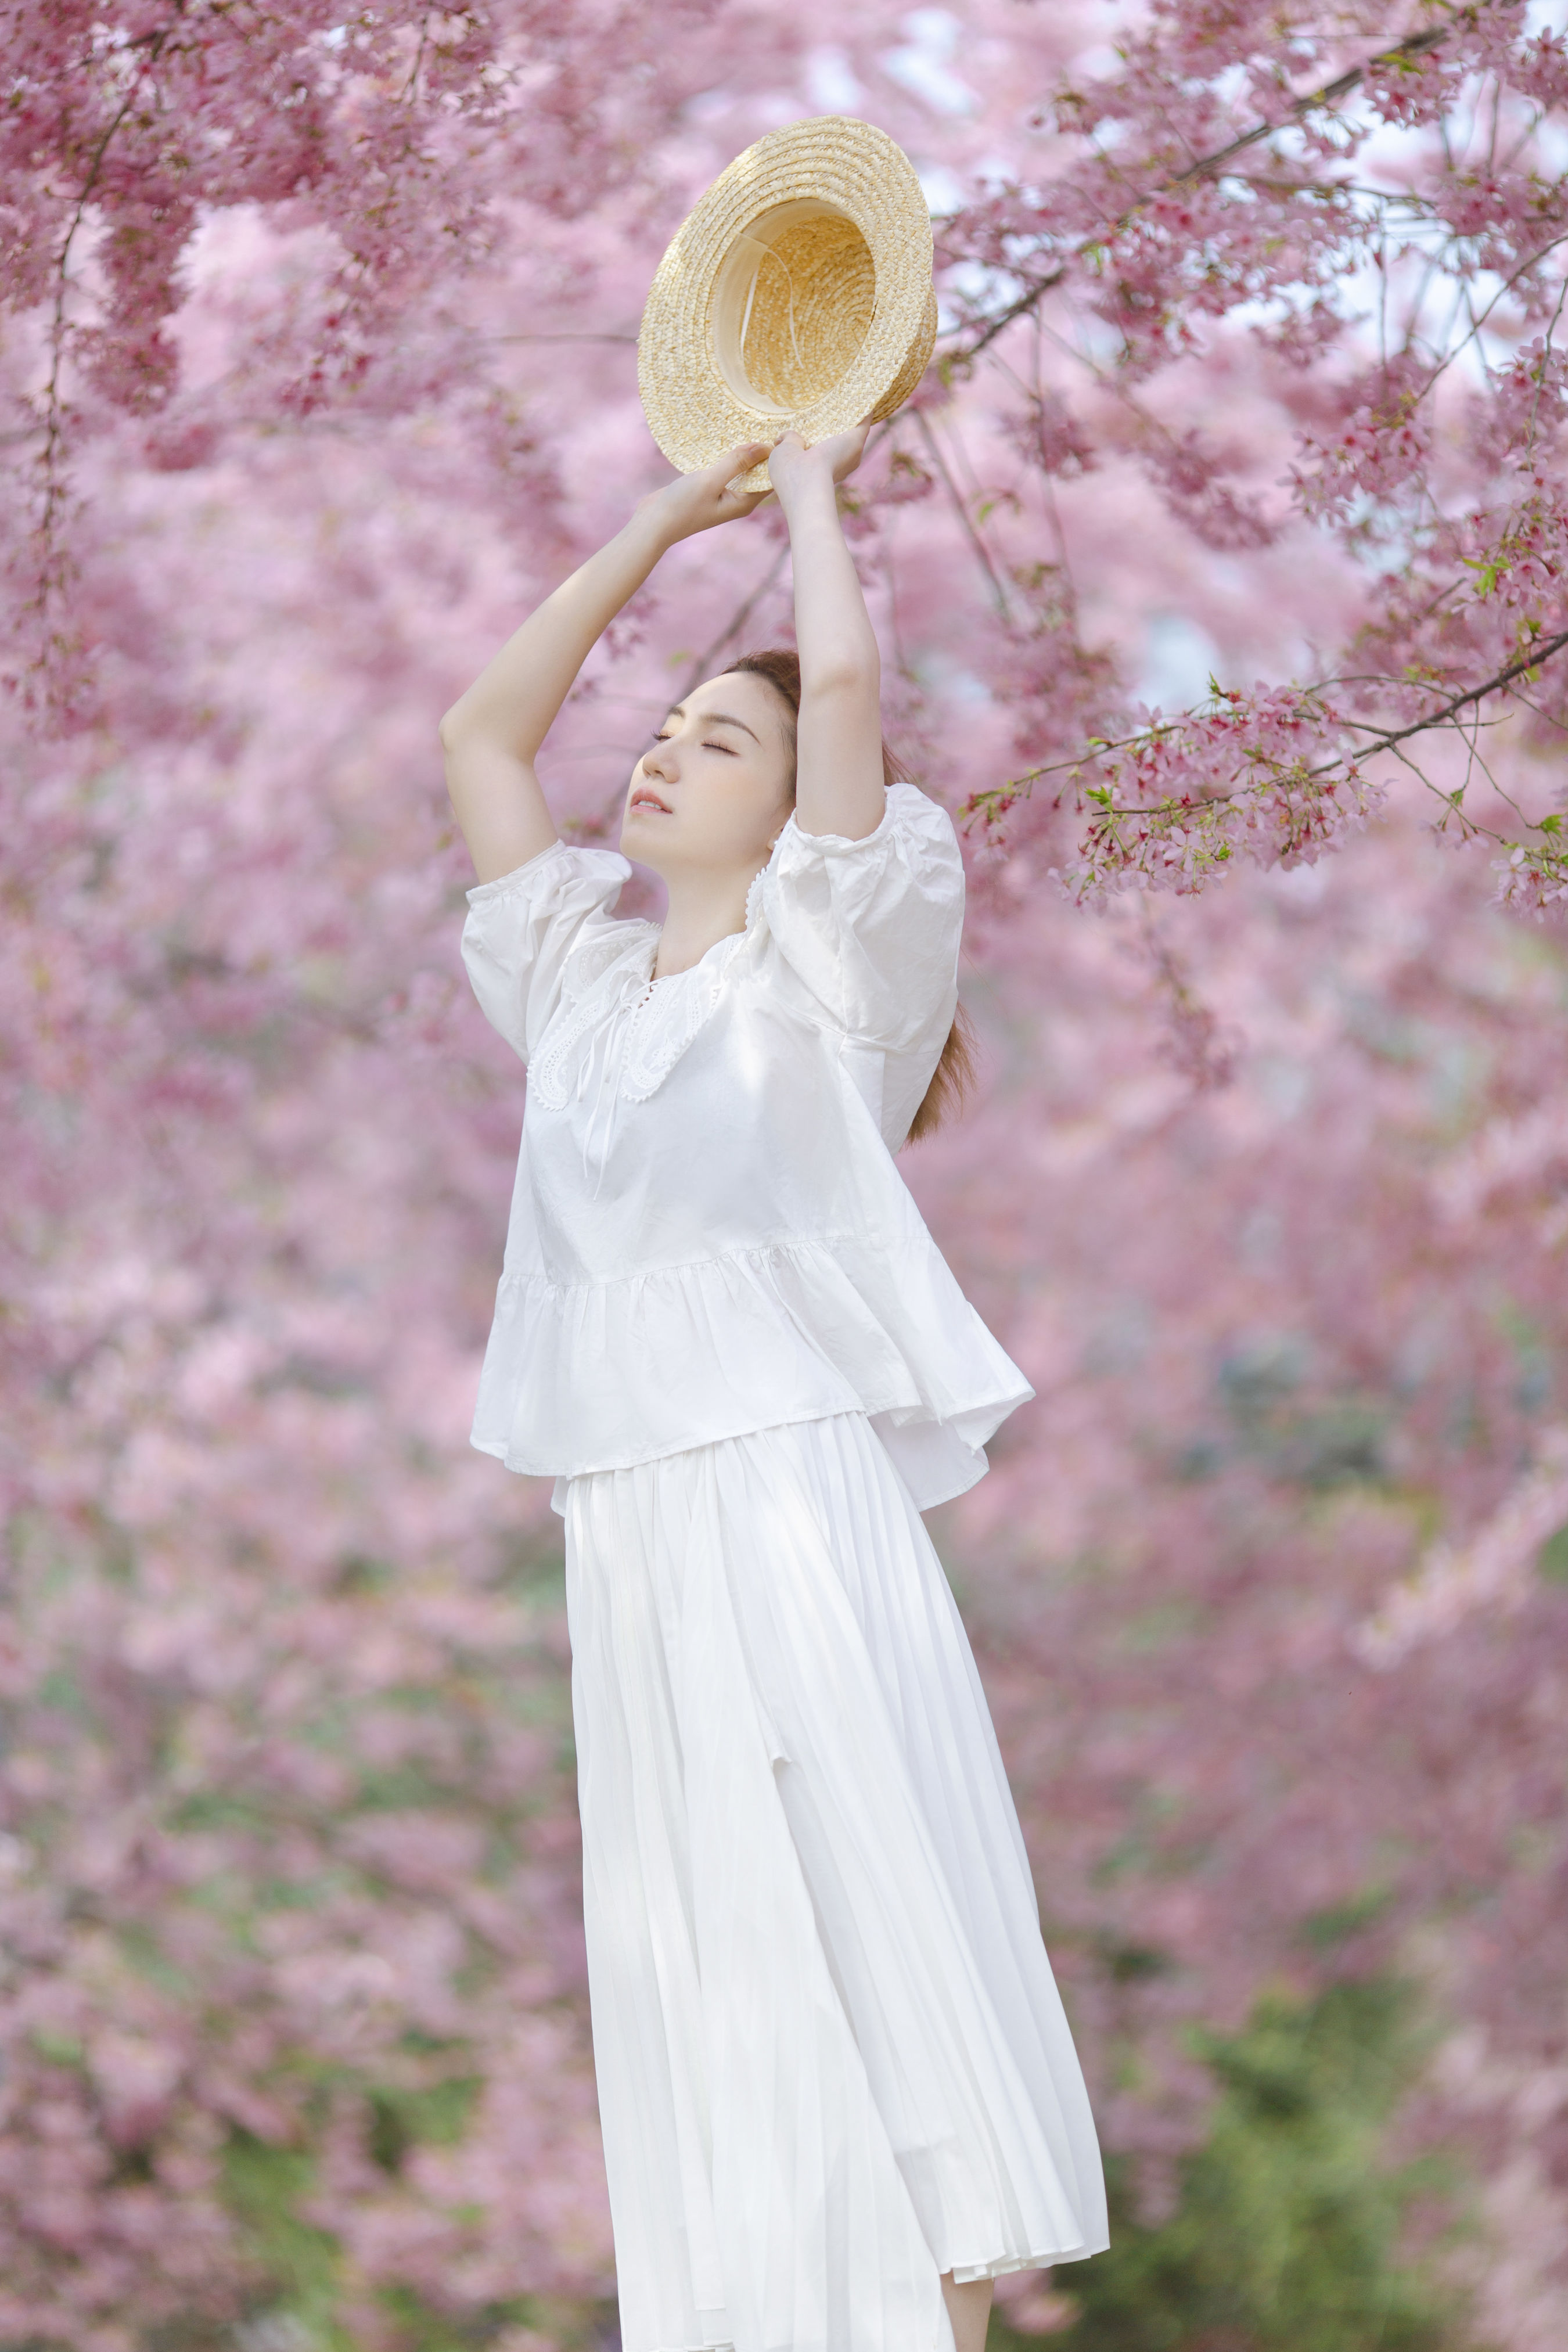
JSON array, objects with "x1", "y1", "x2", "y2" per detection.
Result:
[{"x1": 619, "y1": 670, "x2": 794, "y2": 884}]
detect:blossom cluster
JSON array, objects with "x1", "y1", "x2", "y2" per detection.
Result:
[{"x1": 969, "y1": 686, "x2": 1384, "y2": 906}]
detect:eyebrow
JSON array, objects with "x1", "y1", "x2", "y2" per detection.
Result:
[{"x1": 663, "y1": 702, "x2": 761, "y2": 743}]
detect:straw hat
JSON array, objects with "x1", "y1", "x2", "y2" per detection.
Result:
[{"x1": 638, "y1": 116, "x2": 938, "y2": 494}]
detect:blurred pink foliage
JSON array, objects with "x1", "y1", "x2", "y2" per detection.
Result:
[
  {"x1": 3, "y1": 0, "x2": 1568, "y2": 2344},
  {"x1": 932, "y1": 835, "x2": 1568, "y2": 2349}
]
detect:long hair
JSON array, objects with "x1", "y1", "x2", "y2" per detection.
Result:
[{"x1": 729, "y1": 648, "x2": 976, "y2": 1145}]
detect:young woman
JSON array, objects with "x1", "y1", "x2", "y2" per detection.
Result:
[{"x1": 440, "y1": 425, "x2": 1107, "y2": 2352}]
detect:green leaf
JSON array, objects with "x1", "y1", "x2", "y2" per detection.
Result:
[
  {"x1": 31, "y1": 2027, "x2": 86, "y2": 2069},
  {"x1": 1538, "y1": 1524, "x2": 1568, "y2": 1584}
]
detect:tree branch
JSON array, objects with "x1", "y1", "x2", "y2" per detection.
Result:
[
  {"x1": 673, "y1": 544, "x2": 792, "y2": 697},
  {"x1": 976, "y1": 629, "x2": 1568, "y2": 830},
  {"x1": 38, "y1": 23, "x2": 175, "y2": 576},
  {"x1": 1349, "y1": 625, "x2": 1568, "y2": 759},
  {"x1": 912, "y1": 409, "x2": 1013, "y2": 620},
  {"x1": 950, "y1": 17, "x2": 1458, "y2": 364}
]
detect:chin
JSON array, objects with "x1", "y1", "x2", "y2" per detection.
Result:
[{"x1": 620, "y1": 818, "x2": 670, "y2": 870}]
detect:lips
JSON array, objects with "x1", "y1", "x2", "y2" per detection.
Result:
[{"x1": 630, "y1": 786, "x2": 672, "y2": 814}]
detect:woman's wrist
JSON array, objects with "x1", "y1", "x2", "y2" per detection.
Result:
[
  {"x1": 622, "y1": 497, "x2": 683, "y2": 561},
  {"x1": 773, "y1": 470, "x2": 844, "y2": 548}
]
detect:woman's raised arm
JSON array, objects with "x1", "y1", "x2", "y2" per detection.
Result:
[
  {"x1": 767, "y1": 425, "x2": 884, "y2": 844},
  {"x1": 440, "y1": 442, "x2": 771, "y2": 883}
]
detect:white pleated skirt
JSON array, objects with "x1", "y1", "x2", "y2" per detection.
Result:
[{"x1": 560, "y1": 1411, "x2": 1107, "y2": 2352}]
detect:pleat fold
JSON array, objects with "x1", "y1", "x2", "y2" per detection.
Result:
[{"x1": 563, "y1": 1412, "x2": 1106, "y2": 2352}]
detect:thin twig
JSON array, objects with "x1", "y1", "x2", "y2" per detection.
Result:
[
  {"x1": 402, "y1": 9, "x2": 431, "y2": 103},
  {"x1": 1524, "y1": 273, "x2": 1568, "y2": 453},
  {"x1": 674, "y1": 544, "x2": 792, "y2": 696},
  {"x1": 1403, "y1": 230, "x2": 1568, "y2": 409},
  {"x1": 1507, "y1": 687, "x2": 1568, "y2": 737},
  {"x1": 912, "y1": 408, "x2": 1013, "y2": 620}
]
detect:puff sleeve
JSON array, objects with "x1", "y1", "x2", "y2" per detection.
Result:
[
  {"x1": 460, "y1": 841, "x2": 632, "y2": 1063},
  {"x1": 760, "y1": 783, "x2": 965, "y2": 1053}
]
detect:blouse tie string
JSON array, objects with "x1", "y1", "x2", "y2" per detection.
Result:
[{"x1": 580, "y1": 959, "x2": 657, "y2": 1193}]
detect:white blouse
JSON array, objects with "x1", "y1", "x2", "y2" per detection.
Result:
[{"x1": 459, "y1": 782, "x2": 1032, "y2": 1510}]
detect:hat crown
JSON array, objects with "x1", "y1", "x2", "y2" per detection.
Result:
[
  {"x1": 711, "y1": 202, "x2": 876, "y2": 416},
  {"x1": 639, "y1": 117, "x2": 938, "y2": 486}
]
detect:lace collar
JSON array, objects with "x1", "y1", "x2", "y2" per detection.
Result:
[{"x1": 529, "y1": 876, "x2": 769, "y2": 1112}]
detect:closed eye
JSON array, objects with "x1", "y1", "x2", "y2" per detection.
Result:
[{"x1": 648, "y1": 731, "x2": 738, "y2": 755}]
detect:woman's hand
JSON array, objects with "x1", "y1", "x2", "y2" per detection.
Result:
[
  {"x1": 637, "y1": 443, "x2": 774, "y2": 544},
  {"x1": 765, "y1": 423, "x2": 870, "y2": 506}
]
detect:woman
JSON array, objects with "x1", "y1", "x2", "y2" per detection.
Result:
[{"x1": 440, "y1": 423, "x2": 1107, "y2": 2352}]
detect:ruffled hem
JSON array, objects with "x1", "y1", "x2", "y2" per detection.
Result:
[
  {"x1": 469, "y1": 1230, "x2": 1032, "y2": 1512},
  {"x1": 951, "y1": 2240, "x2": 1106, "y2": 2283},
  {"x1": 645, "y1": 2230, "x2": 1103, "y2": 2343},
  {"x1": 625, "y1": 2232, "x2": 1103, "y2": 2334}
]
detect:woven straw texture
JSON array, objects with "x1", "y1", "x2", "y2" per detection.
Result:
[{"x1": 638, "y1": 117, "x2": 937, "y2": 493}]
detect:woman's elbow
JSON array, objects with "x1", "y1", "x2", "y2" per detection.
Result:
[{"x1": 438, "y1": 700, "x2": 472, "y2": 754}]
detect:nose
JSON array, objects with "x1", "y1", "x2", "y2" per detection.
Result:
[{"x1": 641, "y1": 738, "x2": 677, "y2": 786}]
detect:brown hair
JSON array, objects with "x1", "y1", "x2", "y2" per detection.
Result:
[{"x1": 728, "y1": 648, "x2": 976, "y2": 1145}]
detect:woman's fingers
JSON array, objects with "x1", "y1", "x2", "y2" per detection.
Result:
[
  {"x1": 719, "y1": 440, "x2": 772, "y2": 482},
  {"x1": 706, "y1": 422, "x2": 872, "y2": 514},
  {"x1": 772, "y1": 423, "x2": 868, "y2": 482},
  {"x1": 707, "y1": 441, "x2": 770, "y2": 512}
]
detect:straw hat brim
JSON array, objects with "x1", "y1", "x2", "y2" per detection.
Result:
[{"x1": 638, "y1": 116, "x2": 937, "y2": 494}]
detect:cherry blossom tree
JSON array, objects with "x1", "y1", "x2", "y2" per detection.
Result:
[
  {"x1": 3, "y1": 0, "x2": 1568, "y2": 2344},
  {"x1": 938, "y1": 0, "x2": 1568, "y2": 915}
]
